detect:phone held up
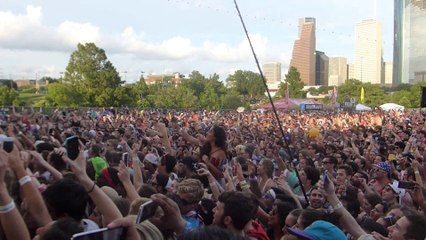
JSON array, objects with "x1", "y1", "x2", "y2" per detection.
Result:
[
  {"x1": 71, "y1": 227, "x2": 125, "y2": 240},
  {"x1": 0, "y1": 135, "x2": 14, "y2": 153},
  {"x1": 65, "y1": 136, "x2": 80, "y2": 160},
  {"x1": 136, "y1": 200, "x2": 158, "y2": 224},
  {"x1": 398, "y1": 181, "x2": 416, "y2": 190}
]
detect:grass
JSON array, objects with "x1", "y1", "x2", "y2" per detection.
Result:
[{"x1": 19, "y1": 93, "x2": 46, "y2": 105}]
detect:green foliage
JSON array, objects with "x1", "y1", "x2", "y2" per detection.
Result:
[
  {"x1": 46, "y1": 83, "x2": 82, "y2": 107},
  {"x1": 337, "y1": 79, "x2": 387, "y2": 106},
  {"x1": 0, "y1": 86, "x2": 18, "y2": 106},
  {"x1": 62, "y1": 43, "x2": 126, "y2": 107},
  {"x1": 276, "y1": 67, "x2": 305, "y2": 98},
  {"x1": 226, "y1": 70, "x2": 264, "y2": 98},
  {"x1": 221, "y1": 90, "x2": 243, "y2": 110}
]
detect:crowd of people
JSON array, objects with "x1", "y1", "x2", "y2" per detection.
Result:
[{"x1": 0, "y1": 107, "x2": 425, "y2": 240}]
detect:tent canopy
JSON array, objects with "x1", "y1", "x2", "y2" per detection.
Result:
[
  {"x1": 380, "y1": 103, "x2": 405, "y2": 111},
  {"x1": 355, "y1": 104, "x2": 372, "y2": 111}
]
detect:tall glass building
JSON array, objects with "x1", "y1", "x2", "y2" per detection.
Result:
[{"x1": 393, "y1": 0, "x2": 426, "y2": 85}]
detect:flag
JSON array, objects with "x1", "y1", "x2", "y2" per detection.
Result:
[
  {"x1": 361, "y1": 87, "x2": 365, "y2": 104},
  {"x1": 285, "y1": 83, "x2": 289, "y2": 104},
  {"x1": 332, "y1": 86, "x2": 337, "y2": 105}
]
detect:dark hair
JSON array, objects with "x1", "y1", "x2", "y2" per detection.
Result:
[
  {"x1": 43, "y1": 179, "x2": 88, "y2": 221},
  {"x1": 274, "y1": 197, "x2": 298, "y2": 229},
  {"x1": 104, "y1": 151, "x2": 122, "y2": 167},
  {"x1": 261, "y1": 159, "x2": 274, "y2": 178},
  {"x1": 212, "y1": 125, "x2": 227, "y2": 150},
  {"x1": 303, "y1": 166, "x2": 320, "y2": 186},
  {"x1": 360, "y1": 218, "x2": 388, "y2": 237},
  {"x1": 298, "y1": 209, "x2": 327, "y2": 229},
  {"x1": 364, "y1": 193, "x2": 382, "y2": 208},
  {"x1": 48, "y1": 152, "x2": 67, "y2": 172},
  {"x1": 218, "y1": 192, "x2": 258, "y2": 230},
  {"x1": 405, "y1": 214, "x2": 426, "y2": 240},
  {"x1": 138, "y1": 184, "x2": 157, "y2": 198},
  {"x1": 181, "y1": 225, "x2": 247, "y2": 240},
  {"x1": 41, "y1": 218, "x2": 83, "y2": 240},
  {"x1": 328, "y1": 156, "x2": 338, "y2": 166},
  {"x1": 90, "y1": 144, "x2": 103, "y2": 157},
  {"x1": 338, "y1": 164, "x2": 354, "y2": 176},
  {"x1": 162, "y1": 154, "x2": 177, "y2": 173}
]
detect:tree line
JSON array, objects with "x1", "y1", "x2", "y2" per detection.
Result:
[{"x1": 1, "y1": 43, "x2": 425, "y2": 109}]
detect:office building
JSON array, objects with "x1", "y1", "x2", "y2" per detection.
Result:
[
  {"x1": 383, "y1": 61, "x2": 393, "y2": 86},
  {"x1": 354, "y1": 19, "x2": 383, "y2": 84},
  {"x1": 393, "y1": 0, "x2": 426, "y2": 84},
  {"x1": 329, "y1": 57, "x2": 347, "y2": 86},
  {"x1": 347, "y1": 64, "x2": 355, "y2": 80},
  {"x1": 290, "y1": 17, "x2": 316, "y2": 85},
  {"x1": 262, "y1": 62, "x2": 282, "y2": 91},
  {"x1": 315, "y1": 51, "x2": 329, "y2": 86}
]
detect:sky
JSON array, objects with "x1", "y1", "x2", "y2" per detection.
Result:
[{"x1": 0, "y1": 0, "x2": 394, "y2": 83}]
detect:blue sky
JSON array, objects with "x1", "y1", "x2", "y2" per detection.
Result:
[{"x1": 0, "y1": 0, "x2": 393, "y2": 83}]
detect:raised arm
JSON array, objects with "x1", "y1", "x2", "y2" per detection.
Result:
[
  {"x1": 0, "y1": 150, "x2": 31, "y2": 240},
  {"x1": 63, "y1": 149, "x2": 122, "y2": 225}
]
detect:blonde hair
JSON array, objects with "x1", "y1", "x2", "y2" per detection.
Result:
[{"x1": 174, "y1": 178, "x2": 204, "y2": 203}]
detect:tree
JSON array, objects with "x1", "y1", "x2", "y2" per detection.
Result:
[
  {"x1": 0, "y1": 86, "x2": 18, "y2": 106},
  {"x1": 226, "y1": 70, "x2": 264, "y2": 98},
  {"x1": 277, "y1": 67, "x2": 305, "y2": 98},
  {"x1": 63, "y1": 43, "x2": 125, "y2": 107},
  {"x1": 46, "y1": 83, "x2": 82, "y2": 107},
  {"x1": 222, "y1": 90, "x2": 244, "y2": 110}
]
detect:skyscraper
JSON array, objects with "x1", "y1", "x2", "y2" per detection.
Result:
[
  {"x1": 329, "y1": 57, "x2": 348, "y2": 86},
  {"x1": 262, "y1": 62, "x2": 282, "y2": 92},
  {"x1": 315, "y1": 51, "x2": 329, "y2": 86},
  {"x1": 290, "y1": 17, "x2": 316, "y2": 86},
  {"x1": 354, "y1": 19, "x2": 383, "y2": 84},
  {"x1": 393, "y1": 0, "x2": 426, "y2": 84}
]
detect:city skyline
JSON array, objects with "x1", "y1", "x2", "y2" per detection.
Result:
[{"x1": 0, "y1": 0, "x2": 394, "y2": 83}]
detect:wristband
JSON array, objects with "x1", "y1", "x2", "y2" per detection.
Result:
[
  {"x1": 415, "y1": 170, "x2": 420, "y2": 174},
  {"x1": 332, "y1": 201, "x2": 343, "y2": 211},
  {"x1": 86, "y1": 182, "x2": 96, "y2": 194},
  {"x1": 0, "y1": 201, "x2": 16, "y2": 214},
  {"x1": 19, "y1": 175, "x2": 32, "y2": 186}
]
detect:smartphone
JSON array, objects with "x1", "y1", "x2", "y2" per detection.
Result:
[
  {"x1": 397, "y1": 181, "x2": 416, "y2": 189},
  {"x1": 322, "y1": 170, "x2": 329, "y2": 186},
  {"x1": 122, "y1": 152, "x2": 129, "y2": 167},
  {"x1": 65, "y1": 136, "x2": 80, "y2": 160},
  {"x1": 71, "y1": 227, "x2": 124, "y2": 240},
  {"x1": 3, "y1": 141, "x2": 13, "y2": 153},
  {"x1": 136, "y1": 200, "x2": 158, "y2": 224}
]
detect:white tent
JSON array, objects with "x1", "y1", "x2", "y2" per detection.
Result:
[
  {"x1": 380, "y1": 103, "x2": 405, "y2": 111},
  {"x1": 355, "y1": 104, "x2": 372, "y2": 111}
]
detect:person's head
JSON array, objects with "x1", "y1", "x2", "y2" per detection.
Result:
[
  {"x1": 37, "y1": 218, "x2": 83, "y2": 240},
  {"x1": 90, "y1": 144, "x2": 104, "y2": 157},
  {"x1": 352, "y1": 171, "x2": 369, "y2": 188},
  {"x1": 354, "y1": 157, "x2": 366, "y2": 170},
  {"x1": 382, "y1": 184, "x2": 399, "y2": 203},
  {"x1": 360, "y1": 218, "x2": 388, "y2": 237},
  {"x1": 206, "y1": 125, "x2": 227, "y2": 149},
  {"x1": 159, "y1": 154, "x2": 177, "y2": 174},
  {"x1": 268, "y1": 194, "x2": 298, "y2": 230},
  {"x1": 296, "y1": 209, "x2": 326, "y2": 230},
  {"x1": 336, "y1": 164, "x2": 353, "y2": 186},
  {"x1": 322, "y1": 156, "x2": 337, "y2": 171},
  {"x1": 47, "y1": 151, "x2": 67, "y2": 172},
  {"x1": 258, "y1": 159, "x2": 274, "y2": 179},
  {"x1": 388, "y1": 213, "x2": 426, "y2": 240},
  {"x1": 174, "y1": 178, "x2": 204, "y2": 214},
  {"x1": 178, "y1": 156, "x2": 197, "y2": 177},
  {"x1": 288, "y1": 220, "x2": 346, "y2": 240},
  {"x1": 104, "y1": 151, "x2": 122, "y2": 167},
  {"x1": 213, "y1": 192, "x2": 258, "y2": 231},
  {"x1": 43, "y1": 178, "x2": 88, "y2": 221},
  {"x1": 372, "y1": 162, "x2": 392, "y2": 181},
  {"x1": 283, "y1": 209, "x2": 302, "y2": 234},
  {"x1": 370, "y1": 202, "x2": 388, "y2": 221},
  {"x1": 181, "y1": 225, "x2": 247, "y2": 240},
  {"x1": 300, "y1": 166, "x2": 320, "y2": 188},
  {"x1": 309, "y1": 187, "x2": 325, "y2": 210},
  {"x1": 362, "y1": 193, "x2": 382, "y2": 213}
]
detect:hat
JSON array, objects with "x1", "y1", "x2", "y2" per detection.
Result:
[
  {"x1": 88, "y1": 129, "x2": 96, "y2": 137},
  {"x1": 375, "y1": 161, "x2": 392, "y2": 174},
  {"x1": 287, "y1": 220, "x2": 346, "y2": 240},
  {"x1": 145, "y1": 153, "x2": 159, "y2": 165}
]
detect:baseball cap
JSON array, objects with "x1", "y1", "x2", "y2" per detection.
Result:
[
  {"x1": 145, "y1": 153, "x2": 159, "y2": 165},
  {"x1": 375, "y1": 161, "x2": 392, "y2": 174},
  {"x1": 287, "y1": 220, "x2": 346, "y2": 240}
]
